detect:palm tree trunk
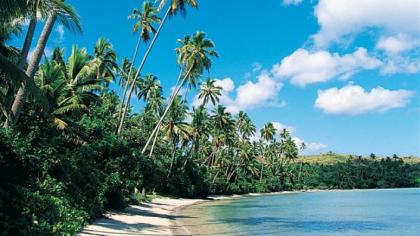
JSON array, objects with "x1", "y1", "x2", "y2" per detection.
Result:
[
  {"x1": 167, "y1": 144, "x2": 177, "y2": 178},
  {"x1": 143, "y1": 72, "x2": 185, "y2": 157},
  {"x1": 116, "y1": 7, "x2": 171, "y2": 135},
  {"x1": 260, "y1": 164, "x2": 264, "y2": 182},
  {"x1": 3, "y1": 18, "x2": 37, "y2": 128},
  {"x1": 148, "y1": 122, "x2": 161, "y2": 159},
  {"x1": 18, "y1": 19, "x2": 37, "y2": 68},
  {"x1": 116, "y1": 73, "x2": 137, "y2": 135},
  {"x1": 116, "y1": 34, "x2": 142, "y2": 130},
  {"x1": 142, "y1": 65, "x2": 193, "y2": 154},
  {"x1": 212, "y1": 170, "x2": 220, "y2": 184},
  {"x1": 10, "y1": 14, "x2": 57, "y2": 125}
]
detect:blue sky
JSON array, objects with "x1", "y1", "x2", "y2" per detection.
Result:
[{"x1": 14, "y1": 0, "x2": 420, "y2": 156}]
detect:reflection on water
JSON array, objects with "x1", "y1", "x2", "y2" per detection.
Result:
[{"x1": 175, "y1": 188, "x2": 420, "y2": 236}]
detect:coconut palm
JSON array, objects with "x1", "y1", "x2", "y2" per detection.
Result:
[
  {"x1": 142, "y1": 31, "x2": 218, "y2": 154},
  {"x1": 280, "y1": 128, "x2": 299, "y2": 163},
  {"x1": 260, "y1": 122, "x2": 276, "y2": 142},
  {"x1": 120, "y1": 0, "x2": 199, "y2": 136},
  {"x1": 211, "y1": 105, "x2": 234, "y2": 131},
  {"x1": 117, "y1": 2, "x2": 160, "y2": 135},
  {"x1": 138, "y1": 74, "x2": 163, "y2": 115},
  {"x1": 190, "y1": 105, "x2": 210, "y2": 158},
  {"x1": 92, "y1": 38, "x2": 117, "y2": 88},
  {"x1": 35, "y1": 46, "x2": 102, "y2": 130},
  {"x1": 198, "y1": 78, "x2": 222, "y2": 106},
  {"x1": 8, "y1": 0, "x2": 82, "y2": 127},
  {"x1": 159, "y1": 96, "x2": 192, "y2": 176},
  {"x1": 236, "y1": 111, "x2": 256, "y2": 141}
]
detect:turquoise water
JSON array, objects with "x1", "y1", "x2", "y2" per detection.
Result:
[{"x1": 176, "y1": 188, "x2": 420, "y2": 235}]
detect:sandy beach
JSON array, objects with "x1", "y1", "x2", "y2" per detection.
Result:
[
  {"x1": 78, "y1": 191, "x2": 307, "y2": 236},
  {"x1": 78, "y1": 197, "x2": 204, "y2": 236}
]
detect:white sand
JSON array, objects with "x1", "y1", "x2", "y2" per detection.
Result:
[
  {"x1": 78, "y1": 198, "x2": 204, "y2": 236},
  {"x1": 78, "y1": 191, "x2": 307, "y2": 236}
]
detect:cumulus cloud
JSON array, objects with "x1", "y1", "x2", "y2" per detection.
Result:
[
  {"x1": 315, "y1": 84, "x2": 415, "y2": 115},
  {"x1": 282, "y1": 0, "x2": 303, "y2": 6},
  {"x1": 381, "y1": 56, "x2": 420, "y2": 75},
  {"x1": 228, "y1": 72, "x2": 282, "y2": 113},
  {"x1": 193, "y1": 72, "x2": 284, "y2": 114},
  {"x1": 272, "y1": 48, "x2": 382, "y2": 86},
  {"x1": 272, "y1": 122, "x2": 295, "y2": 134},
  {"x1": 312, "y1": 0, "x2": 420, "y2": 47},
  {"x1": 293, "y1": 137, "x2": 327, "y2": 152},
  {"x1": 376, "y1": 34, "x2": 420, "y2": 55}
]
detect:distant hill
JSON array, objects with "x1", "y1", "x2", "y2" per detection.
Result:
[{"x1": 298, "y1": 153, "x2": 420, "y2": 165}]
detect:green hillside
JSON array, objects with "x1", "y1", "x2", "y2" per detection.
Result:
[{"x1": 298, "y1": 153, "x2": 420, "y2": 165}]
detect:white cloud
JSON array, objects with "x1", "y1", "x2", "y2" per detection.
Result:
[
  {"x1": 293, "y1": 137, "x2": 327, "y2": 152},
  {"x1": 282, "y1": 0, "x2": 303, "y2": 6},
  {"x1": 315, "y1": 84, "x2": 415, "y2": 115},
  {"x1": 381, "y1": 56, "x2": 420, "y2": 75},
  {"x1": 272, "y1": 48, "x2": 382, "y2": 86},
  {"x1": 229, "y1": 71, "x2": 282, "y2": 113},
  {"x1": 193, "y1": 73, "x2": 284, "y2": 114},
  {"x1": 312, "y1": 0, "x2": 420, "y2": 47},
  {"x1": 272, "y1": 122, "x2": 295, "y2": 134},
  {"x1": 376, "y1": 34, "x2": 420, "y2": 55},
  {"x1": 215, "y1": 77, "x2": 235, "y2": 92}
]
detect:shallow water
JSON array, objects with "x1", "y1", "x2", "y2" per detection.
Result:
[{"x1": 176, "y1": 188, "x2": 420, "y2": 235}]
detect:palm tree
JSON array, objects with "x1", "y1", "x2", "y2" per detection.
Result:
[
  {"x1": 190, "y1": 105, "x2": 210, "y2": 156},
  {"x1": 117, "y1": 2, "x2": 160, "y2": 135},
  {"x1": 260, "y1": 122, "x2": 276, "y2": 142},
  {"x1": 159, "y1": 96, "x2": 192, "y2": 176},
  {"x1": 92, "y1": 38, "x2": 117, "y2": 88},
  {"x1": 236, "y1": 111, "x2": 256, "y2": 141},
  {"x1": 139, "y1": 74, "x2": 163, "y2": 115},
  {"x1": 211, "y1": 105, "x2": 234, "y2": 131},
  {"x1": 198, "y1": 78, "x2": 222, "y2": 106},
  {"x1": 142, "y1": 31, "x2": 218, "y2": 154},
  {"x1": 118, "y1": 0, "x2": 199, "y2": 135},
  {"x1": 7, "y1": 0, "x2": 82, "y2": 127},
  {"x1": 35, "y1": 45, "x2": 102, "y2": 130}
]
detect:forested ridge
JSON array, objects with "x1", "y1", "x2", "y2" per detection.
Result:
[{"x1": 1, "y1": 1, "x2": 419, "y2": 235}]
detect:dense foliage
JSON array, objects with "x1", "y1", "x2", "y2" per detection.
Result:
[
  {"x1": 1, "y1": 1, "x2": 419, "y2": 235},
  {"x1": 294, "y1": 155, "x2": 420, "y2": 190}
]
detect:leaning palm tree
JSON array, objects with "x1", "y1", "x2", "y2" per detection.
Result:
[
  {"x1": 117, "y1": 1, "x2": 160, "y2": 135},
  {"x1": 142, "y1": 31, "x2": 218, "y2": 155},
  {"x1": 160, "y1": 96, "x2": 192, "y2": 176},
  {"x1": 198, "y1": 77, "x2": 222, "y2": 106},
  {"x1": 7, "y1": 0, "x2": 82, "y2": 127},
  {"x1": 118, "y1": 0, "x2": 198, "y2": 135}
]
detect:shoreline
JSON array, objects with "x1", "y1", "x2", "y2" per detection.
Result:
[{"x1": 79, "y1": 188, "x2": 418, "y2": 236}]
